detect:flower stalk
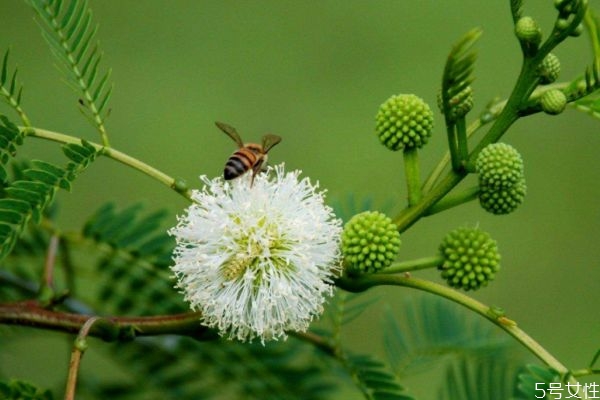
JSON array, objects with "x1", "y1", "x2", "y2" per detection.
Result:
[
  {"x1": 22, "y1": 127, "x2": 192, "y2": 200},
  {"x1": 403, "y1": 147, "x2": 421, "y2": 206},
  {"x1": 424, "y1": 185, "x2": 479, "y2": 216},
  {"x1": 378, "y1": 255, "x2": 443, "y2": 274},
  {"x1": 336, "y1": 274, "x2": 572, "y2": 376}
]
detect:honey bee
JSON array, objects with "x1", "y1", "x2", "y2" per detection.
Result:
[{"x1": 215, "y1": 121, "x2": 282, "y2": 185}]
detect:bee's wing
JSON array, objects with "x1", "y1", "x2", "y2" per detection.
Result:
[
  {"x1": 215, "y1": 121, "x2": 244, "y2": 148},
  {"x1": 262, "y1": 134, "x2": 282, "y2": 153}
]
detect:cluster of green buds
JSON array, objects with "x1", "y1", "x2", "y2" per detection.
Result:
[
  {"x1": 554, "y1": 0, "x2": 584, "y2": 36},
  {"x1": 437, "y1": 86, "x2": 474, "y2": 122},
  {"x1": 438, "y1": 226, "x2": 501, "y2": 291},
  {"x1": 476, "y1": 143, "x2": 527, "y2": 214}
]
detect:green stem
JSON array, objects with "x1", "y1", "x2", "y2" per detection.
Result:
[
  {"x1": 22, "y1": 127, "x2": 192, "y2": 201},
  {"x1": 422, "y1": 117, "x2": 485, "y2": 194},
  {"x1": 571, "y1": 368, "x2": 600, "y2": 378},
  {"x1": 585, "y1": 8, "x2": 600, "y2": 64},
  {"x1": 425, "y1": 185, "x2": 479, "y2": 216},
  {"x1": 403, "y1": 147, "x2": 421, "y2": 206},
  {"x1": 378, "y1": 255, "x2": 443, "y2": 274},
  {"x1": 455, "y1": 117, "x2": 469, "y2": 167},
  {"x1": 336, "y1": 275, "x2": 571, "y2": 375},
  {"x1": 446, "y1": 123, "x2": 461, "y2": 171},
  {"x1": 394, "y1": 169, "x2": 464, "y2": 232}
]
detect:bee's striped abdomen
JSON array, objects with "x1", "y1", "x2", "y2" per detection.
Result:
[{"x1": 224, "y1": 148, "x2": 257, "y2": 180}]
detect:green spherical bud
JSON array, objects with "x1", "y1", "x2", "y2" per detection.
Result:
[
  {"x1": 479, "y1": 177, "x2": 527, "y2": 215},
  {"x1": 570, "y1": 23, "x2": 584, "y2": 37},
  {"x1": 537, "y1": 53, "x2": 561, "y2": 84},
  {"x1": 342, "y1": 211, "x2": 401, "y2": 274},
  {"x1": 540, "y1": 89, "x2": 567, "y2": 115},
  {"x1": 554, "y1": 0, "x2": 576, "y2": 14},
  {"x1": 437, "y1": 86, "x2": 474, "y2": 121},
  {"x1": 515, "y1": 16, "x2": 542, "y2": 46},
  {"x1": 438, "y1": 226, "x2": 501, "y2": 291},
  {"x1": 476, "y1": 143, "x2": 524, "y2": 190},
  {"x1": 375, "y1": 94, "x2": 434, "y2": 151},
  {"x1": 173, "y1": 177, "x2": 189, "y2": 193},
  {"x1": 555, "y1": 18, "x2": 570, "y2": 31}
]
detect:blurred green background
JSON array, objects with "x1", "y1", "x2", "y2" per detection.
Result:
[{"x1": 0, "y1": 1, "x2": 599, "y2": 398}]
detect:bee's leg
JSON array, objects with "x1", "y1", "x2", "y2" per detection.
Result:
[{"x1": 250, "y1": 159, "x2": 265, "y2": 187}]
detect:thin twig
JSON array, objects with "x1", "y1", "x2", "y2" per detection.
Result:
[
  {"x1": 0, "y1": 300, "x2": 209, "y2": 341},
  {"x1": 65, "y1": 316, "x2": 101, "y2": 400},
  {"x1": 43, "y1": 235, "x2": 60, "y2": 290}
]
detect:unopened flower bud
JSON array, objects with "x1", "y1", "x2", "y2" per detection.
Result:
[
  {"x1": 375, "y1": 94, "x2": 434, "y2": 151},
  {"x1": 438, "y1": 226, "x2": 501, "y2": 291},
  {"x1": 476, "y1": 143, "x2": 524, "y2": 190},
  {"x1": 479, "y1": 178, "x2": 527, "y2": 215},
  {"x1": 515, "y1": 16, "x2": 542, "y2": 47},
  {"x1": 538, "y1": 53, "x2": 561, "y2": 84},
  {"x1": 342, "y1": 211, "x2": 401, "y2": 274},
  {"x1": 540, "y1": 89, "x2": 567, "y2": 115}
]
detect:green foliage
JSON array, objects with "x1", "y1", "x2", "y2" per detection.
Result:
[
  {"x1": 383, "y1": 296, "x2": 513, "y2": 375},
  {"x1": 514, "y1": 364, "x2": 560, "y2": 400},
  {"x1": 0, "y1": 49, "x2": 26, "y2": 122},
  {"x1": 0, "y1": 116, "x2": 24, "y2": 184},
  {"x1": 0, "y1": 379, "x2": 53, "y2": 400},
  {"x1": 28, "y1": 0, "x2": 112, "y2": 134},
  {"x1": 572, "y1": 61, "x2": 600, "y2": 117},
  {"x1": 440, "y1": 28, "x2": 482, "y2": 124},
  {"x1": 82, "y1": 202, "x2": 184, "y2": 315},
  {"x1": 439, "y1": 356, "x2": 521, "y2": 400},
  {"x1": 344, "y1": 353, "x2": 414, "y2": 400},
  {"x1": 319, "y1": 292, "x2": 413, "y2": 399},
  {"x1": 0, "y1": 134, "x2": 97, "y2": 262},
  {"x1": 80, "y1": 338, "x2": 335, "y2": 400},
  {"x1": 323, "y1": 291, "x2": 379, "y2": 336}
]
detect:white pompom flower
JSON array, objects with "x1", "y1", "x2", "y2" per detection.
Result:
[{"x1": 169, "y1": 164, "x2": 342, "y2": 343}]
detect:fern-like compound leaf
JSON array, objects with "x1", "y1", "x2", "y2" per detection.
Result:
[
  {"x1": 514, "y1": 364, "x2": 561, "y2": 400},
  {"x1": 0, "y1": 49, "x2": 27, "y2": 123},
  {"x1": 383, "y1": 296, "x2": 513, "y2": 375},
  {"x1": 568, "y1": 61, "x2": 600, "y2": 118},
  {"x1": 439, "y1": 356, "x2": 523, "y2": 400},
  {"x1": 80, "y1": 203, "x2": 179, "y2": 315},
  {"x1": 0, "y1": 136, "x2": 98, "y2": 261},
  {"x1": 441, "y1": 27, "x2": 482, "y2": 122},
  {"x1": 0, "y1": 379, "x2": 54, "y2": 400},
  {"x1": 81, "y1": 336, "x2": 334, "y2": 399},
  {"x1": 0, "y1": 116, "x2": 24, "y2": 183},
  {"x1": 346, "y1": 353, "x2": 414, "y2": 400},
  {"x1": 28, "y1": 0, "x2": 113, "y2": 137}
]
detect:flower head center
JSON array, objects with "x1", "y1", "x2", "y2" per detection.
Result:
[{"x1": 222, "y1": 216, "x2": 290, "y2": 281}]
